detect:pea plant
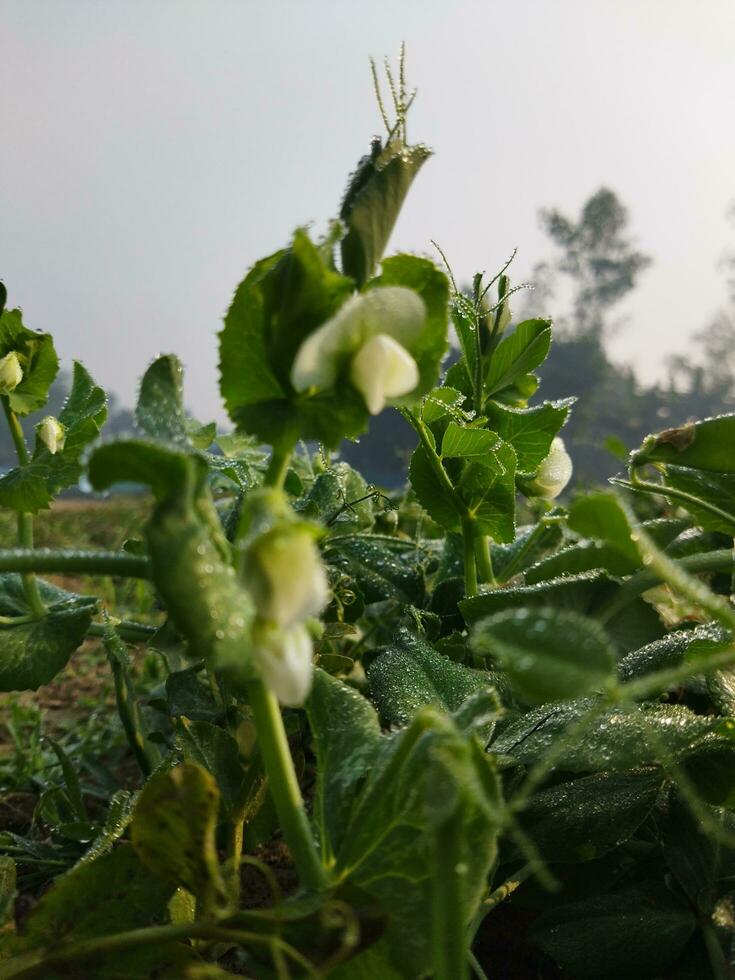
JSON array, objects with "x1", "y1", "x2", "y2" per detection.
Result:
[{"x1": 1, "y1": 53, "x2": 735, "y2": 980}]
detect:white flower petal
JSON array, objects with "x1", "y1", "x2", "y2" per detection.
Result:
[
  {"x1": 253, "y1": 623, "x2": 314, "y2": 707},
  {"x1": 243, "y1": 528, "x2": 330, "y2": 628},
  {"x1": 349, "y1": 333, "x2": 419, "y2": 414}
]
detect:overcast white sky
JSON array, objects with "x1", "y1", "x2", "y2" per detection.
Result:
[{"x1": 2, "y1": 0, "x2": 734, "y2": 422}]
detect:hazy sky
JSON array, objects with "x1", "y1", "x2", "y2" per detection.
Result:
[{"x1": 2, "y1": 0, "x2": 734, "y2": 423}]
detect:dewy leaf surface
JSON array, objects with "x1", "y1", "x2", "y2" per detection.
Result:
[
  {"x1": 634, "y1": 414, "x2": 735, "y2": 473},
  {"x1": 0, "y1": 575, "x2": 97, "y2": 691}
]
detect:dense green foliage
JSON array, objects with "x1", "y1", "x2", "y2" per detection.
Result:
[{"x1": 1, "y1": 55, "x2": 735, "y2": 979}]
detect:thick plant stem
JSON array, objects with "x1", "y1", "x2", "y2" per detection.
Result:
[
  {"x1": 431, "y1": 817, "x2": 468, "y2": 980},
  {"x1": 246, "y1": 680, "x2": 326, "y2": 892},
  {"x1": 0, "y1": 549, "x2": 151, "y2": 578},
  {"x1": 1, "y1": 398, "x2": 46, "y2": 618},
  {"x1": 475, "y1": 535, "x2": 495, "y2": 586},
  {"x1": 264, "y1": 443, "x2": 294, "y2": 490},
  {"x1": 462, "y1": 519, "x2": 478, "y2": 597}
]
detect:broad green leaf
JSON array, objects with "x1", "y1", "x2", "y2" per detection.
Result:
[
  {"x1": 0, "y1": 361, "x2": 107, "y2": 513},
  {"x1": 530, "y1": 881, "x2": 696, "y2": 980},
  {"x1": 516, "y1": 768, "x2": 663, "y2": 862},
  {"x1": 3, "y1": 845, "x2": 173, "y2": 948},
  {"x1": 335, "y1": 707, "x2": 501, "y2": 976},
  {"x1": 0, "y1": 306, "x2": 59, "y2": 415},
  {"x1": 340, "y1": 138, "x2": 431, "y2": 287},
  {"x1": 526, "y1": 541, "x2": 640, "y2": 582},
  {"x1": 484, "y1": 318, "x2": 551, "y2": 397},
  {"x1": 568, "y1": 492, "x2": 640, "y2": 563},
  {"x1": 368, "y1": 628, "x2": 497, "y2": 736},
  {"x1": 135, "y1": 353, "x2": 188, "y2": 446},
  {"x1": 460, "y1": 569, "x2": 663, "y2": 654},
  {"x1": 484, "y1": 399, "x2": 573, "y2": 475},
  {"x1": 441, "y1": 421, "x2": 499, "y2": 461},
  {"x1": 492, "y1": 518, "x2": 564, "y2": 582},
  {"x1": 0, "y1": 575, "x2": 97, "y2": 691},
  {"x1": 131, "y1": 763, "x2": 226, "y2": 906},
  {"x1": 633, "y1": 414, "x2": 735, "y2": 473},
  {"x1": 368, "y1": 254, "x2": 449, "y2": 400},
  {"x1": 322, "y1": 534, "x2": 425, "y2": 605},
  {"x1": 472, "y1": 608, "x2": 617, "y2": 703},
  {"x1": 177, "y1": 719, "x2": 250, "y2": 819},
  {"x1": 492, "y1": 699, "x2": 726, "y2": 772},
  {"x1": 660, "y1": 465, "x2": 735, "y2": 535},
  {"x1": 618, "y1": 623, "x2": 731, "y2": 686},
  {"x1": 459, "y1": 439, "x2": 517, "y2": 542},
  {"x1": 306, "y1": 669, "x2": 382, "y2": 859},
  {"x1": 166, "y1": 666, "x2": 219, "y2": 722},
  {"x1": 219, "y1": 231, "x2": 356, "y2": 448},
  {"x1": 409, "y1": 441, "x2": 463, "y2": 532},
  {"x1": 297, "y1": 461, "x2": 375, "y2": 534},
  {"x1": 421, "y1": 386, "x2": 466, "y2": 425},
  {"x1": 679, "y1": 740, "x2": 735, "y2": 808}
]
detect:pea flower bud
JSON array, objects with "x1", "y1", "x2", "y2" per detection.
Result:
[
  {"x1": 0, "y1": 351, "x2": 23, "y2": 395},
  {"x1": 290, "y1": 286, "x2": 425, "y2": 413},
  {"x1": 242, "y1": 524, "x2": 329, "y2": 629},
  {"x1": 251, "y1": 621, "x2": 314, "y2": 707},
  {"x1": 524, "y1": 437, "x2": 573, "y2": 499},
  {"x1": 37, "y1": 416, "x2": 66, "y2": 454}
]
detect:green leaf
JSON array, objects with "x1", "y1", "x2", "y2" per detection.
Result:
[
  {"x1": 368, "y1": 254, "x2": 449, "y2": 400},
  {"x1": 421, "y1": 386, "x2": 467, "y2": 425},
  {"x1": 485, "y1": 399, "x2": 573, "y2": 475},
  {"x1": 409, "y1": 442, "x2": 463, "y2": 532},
  {"x1": 484, "y1": 318, "x2": 551, "y2": 397},
  {"x1": 568, "y1": 492, "x2": 640, "y2": 563},
  {"x1": 472, "y1": 608, "x2": 617, "y2": 703},
  {"x1": 517, "y1": 768, "x2": 663, "y2": 862},
  {"x1": 166, "y1": 666, "x2": 219, "y2": 722},
  {"x1": 306, "y1": 669, "x2": 382, "y2": 859},
  {"x1": 459, "y1": 439, "x2": 517, "y2": 542},
  {"x1": 177, "y1": 719, "x2": 250, "y2": 819},
  {"x1": 135, "y1": 354, "x2": 188, "y2": 446},
  {"x1": 323, "y1": 535, "x2": 425, "y2": 605},
  {"x1": 0, "y1": 361, "x2": 107, "y2": 513},
  {"x1": 530, "y1": 881, "x2": 696, "y2": 980},
  {"x1": 340, "y1": 139, "x2": 431, "y2": 287},
  {"x1": 131, "y1": 763, "x2": 226, "y2": 906},
  {"x1": 298, "y1": 461, "x2": 375, "y2": 534},
  {"x1": 335, "y1": 707, "x2": 501, "y2": 976},
  {"x1": 679, "y1": 740, "x2": 735, "y2": 807},
  {"x1": 0, "y1": 307, "x2": 59, "y2": 415},
  {"x1": 0, "y1": 575, "x2": 97, "y2": 691},
  {"x1": 368, "y1": 628, "x2": 497, "y2": 737},
  {"x1": 441, "y1": 421, "x2": 499, "y2": 461},
  {"x1": 75, "y1": 790, "x2": 137, "y2": 868},
  {"x1": 618, "y1": 623, "x2": 731, "y2": 685},
  {"x1": 660, "y1": 465, "x2": 735, "y2": 535},
  {"x1": 492, "y1": 699, "x2": 726, "y2": 772},
  {"x1": 219, "y1": 231, "x2": 355, "y2": 448},
  {"x1": 633, "y1": 414, "x2": 735, "y2": 473}
]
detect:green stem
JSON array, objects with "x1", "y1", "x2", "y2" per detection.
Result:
[
  {"x1": 0, "y1": 920, "x2": 320, "y2": 980},
  {"x1": 264, "y1": 442, "x2": 295, "y2": 490},
  {"x1": 431, "y1": 816, "x2": 468, "y2": 980},
  {"x1": 596, "y1": 549, "x2": 734, "y2": 624},
  {"x1": 463, "y1": 519, "x2": 478, "y2": 597},
  {"x1": 1, "y1": 397, "x2": 46, "y2": 618},
  {"x1": 87, "y1": 620, "x2": 157, "y2": 642},
  {"x1": 103, "y1": 629, "x2": 156, "y2": 777},
  {"x1": 404, "y1": 410, "x2": 469, "y2": 519},
  {"x1": 246, "y1": 680, "x2": 326, "y2": 892},
  {"x1": 475, "y1": 535, "x2": 495, "y2": 586},
  {"x1": 0, "y1": 549, "x2": 151, "y2": 578},
  {"x1": 622, "y1": 469, "x2": 735, "y2": 529},
  {"x1": 498, "y1": 518, "x2": 553, "y2": 583}
]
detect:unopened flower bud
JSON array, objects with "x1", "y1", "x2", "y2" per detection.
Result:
[
  {"x1": 349, "y1": 333, "x2": 419, "y2": 415},
  {"x1": 0, "y1": 351, "x2": 23, "y2": 395},
  {"x1": 242, "y1": 524, "x2": 329, "y2": 629},
  {"x1": 524, "y1": 437, "x2": 573, "y2": 499},
  {"x1": 252, "y1": 620, "x2": 314, "y2": 706},
  {"x1": 37, "y1": 416, "x2": 66, "y2": 454}
]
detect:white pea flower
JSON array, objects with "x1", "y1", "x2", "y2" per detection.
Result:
[
  {"x1": 349, "y1": 333, "x2": 419, "y2": 414},
  {"x1": 242, "y1": 525, "x2": 329, "y2": 629},
  {"x1": 0, "y1": 352, "x2": 23, "y2": 395},
  {"x1": 37, "y1": 416, "x2": 66, "y2": 454},
  {"x1": 251, "y1": 621, "x2": 314, "y2": 707},
  {"x1": 290, "y1": 286, "x2": 425, "y2": 413},
  {"x1": 525, "y1": 437, "x2": 573, "y2": 499}
]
